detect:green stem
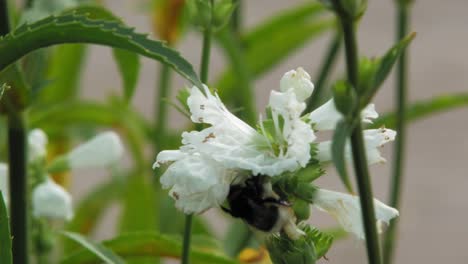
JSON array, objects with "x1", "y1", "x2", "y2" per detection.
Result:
[
  {"x1": 383, "y1": 3, "x2": 410, "y2": 264},
  {"x1": 230, "y1": 0, "x2": 241, "y2": 35},
  {"x1": 306, "y1": 32, "x2": 341, "y2": 112},
  {"x1": 340, "y1": 17, "x2": 382, "y2": 264},
  {"x1": 7, "y1": 112, "x2": 30, "y2": 264},
  {"x1": 0, "y1": 0, "x2": 10, "y2": 34},
  {"x1": 181, "y1": 2, "x2": 214, "y2": 263},
  {"x1": 154, "y1": 64, "x2": 172, "y2": 150}
]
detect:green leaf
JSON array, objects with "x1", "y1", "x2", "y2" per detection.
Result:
[
  {"x1": 331, "y1": 120, "x2": 354, "y2": 192},
  {"x1": 119, "y1": 174, "x2": 157, "y2": 233},
  {"x1": 62, "y1": 232, "x2": 125, "y2": 264},
  {"x1": 0, "y1": 191, "x2": 12, "y2": 264},
  {"x1": 361, "y1": 32, "x2": 416, "y2": 106},
  {"x1": 370, "y1": 93, "x2": 468, "y2": 129},
  {"x1": 216, "y1": 2, "x2": 334, "y2": 101},
  {"x1": 113, "y1": 48, "x2": 140, "y2": 101},
  {"x1": 64, "y1": 178, "x2": 123, "y2": 253},
  {"x1": 0, "y1": 7, "x2": 201, "y2": 87},
  {"x1": 61, "y1": 232, "x2": 237, "y2": 264}
]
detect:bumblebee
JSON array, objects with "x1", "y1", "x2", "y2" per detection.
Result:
[{"x1": 222, "y1": 176, "x2": 304, "y2": 239}]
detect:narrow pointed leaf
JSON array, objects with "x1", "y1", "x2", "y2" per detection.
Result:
[
  {"x1": 0, "y1": 191, "x2": 12, "y2": 264},
  {"x1": 361, "y1": 32, "x2": 416, "y2": 106},
  {"x1": 62, "y1": 232, "x2": 125, "y2": 264},
  {"x1": 331, "y1": 120, "x2": 354, "y2": 192},
  {"x1": 61, "y1": 232, "x2": 237, "y2": 264},
  {"x1": 0, "y1": 8, "x2": 201, "y2": 87},
  {"x1": 370, "y1": 93, "x2": 468, "y2": 129}
]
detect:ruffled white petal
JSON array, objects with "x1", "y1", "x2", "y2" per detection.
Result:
[
  {"x1": 32, "y1": 178, "x2": 73, "y2": 220},
  {"x1": 313, "y1": 189, "x2": 399, "y2": 239},
  {"x1": 28, "y1": 128, "x2": 48, "y2": 161},
  {"x1": 279, "y1": 67, "x2": 314, "y2": 102},
  {"x1": 316, "y1": 128, "x2": 396, "y2": 165},
  {"x1": 0, "y1": 163, "x2": 8, "y2": 204},
  {"x1": 66, "y1": 131, "x2": 124, "y2": 169},
  {"x1": 309, "y1": 99, "x2": 379, "y2": 131},
  {"x1": 160, "y1": 154, "x2": 234, "y2": 214}
]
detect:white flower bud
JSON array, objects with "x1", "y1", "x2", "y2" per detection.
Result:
[
  {"x1": 0, "y1": 163, "x2": 9, "y2": 205},
  {"x1": 32, "y1": 178, "x2": 73, "y2": 220},
  {"x1": 280, "y1": 67, "x2": 314, "y2": 102},
  {"x1": 66, "y1": 131, "x2": 124, "y2": 169},
  {"x1": 28, "y1": 129, "x2": 48, "y2": 162},
  {"x1": 309, "y1": 99, "x2": 379, "y2": 131},
  {"x1": 313, "y1": 189, "x2": 399, "y2": 239}
]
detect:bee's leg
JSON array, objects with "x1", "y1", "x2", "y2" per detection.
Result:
[
  {"x1": 262, "y1": 197, "x2": 291, "y2": 207},
  {"x1": 221, "y1": 206, "x2": 234, "y2": 216}
]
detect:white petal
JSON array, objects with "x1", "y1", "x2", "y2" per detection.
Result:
[
  {"x1": 313, "y1": 189, "x2": 399, "y2": 239},
  {"x1": 66, "y1": 131, "x2": 124, "y2": 169},
  {"x1": 309, "y1": 99, "x2": 380, "y2": 131},
  {"x1": 316, "y1": 128, "x2": 396, "y2": 165},
  {"x1": 160, "y1": 154, "x2": 233, "y2": 214},
  {"x1": 0, "y1": 163, "x2": 9, "y2": 205},
  {"x1": 32, "y1": 178, "x2": 73, "y2": 220},
  {"x1": 280, "y1": 67, "x2": 314, "y2": 102},
  {"x1": 28, "y1": 128, "x2": 48, "y2": 161},
  {"x1": 153, "y1": 150, "x2": 186, "y2": 169}
]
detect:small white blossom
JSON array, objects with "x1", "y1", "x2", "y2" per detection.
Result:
[
  {"x1": 0, "y1": 163, "x2": 8, "y2": 204},
  {"x1": 66, "y1": 131, "x2": 124, "y2": 169},
  {"x1": 316, "y1": 127, "x2": 396, "y2": 165},
  {"x1": 32, "y1": 178, "x2": 73, "y2": 220},
  {"x1": 280, "y1": 67, "x2": 314, "y2": 102},
  {"x1": 313, "y1": 188, "x2": 399, "y2": 239},
  {"x1": 155, "y1": 152, "x2": 235, "y2": 214},
  {"x1": 28, "y1": 128, "x2": 48, "y2": 161},
  {"x1": 309, "y1": 99, "x2": 378, "y2": 131}
]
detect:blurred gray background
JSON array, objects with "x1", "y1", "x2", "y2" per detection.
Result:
[{"x1": 72, "y1": 0, "x2": 468, "y2": 263}]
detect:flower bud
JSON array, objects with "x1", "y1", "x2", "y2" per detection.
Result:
[
  {"x1": 320, "y1": 0, "x2": 367, "y2": 20},
  {"x1": 332, "y1": 80, "x2": 356, "y2": 116},
  {"x1": 187, "y1": 0, "x2": 235, "y2": 32},
  {"x1": 280, "y1": 67, "x2": 314, "y2": 102},
  {"x1": 28, "y1": 128, "x2": 48, "y2": 162},
  {"x1": 32, "y1": 178, "x2": 73, "y2": 220},
  {"x1": 66, "y1": 131, "x2": 124, "y2": 170},
  {"x1": 292, "y1": 199, "x2": 311, "y2": 222}
]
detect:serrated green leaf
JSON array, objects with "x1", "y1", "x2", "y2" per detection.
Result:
[
  {"x1": 331, "y1": 120, "x2": 354, "y2": 192},
  {"x1": 216, "y1": 2, "x2": 334, "y2": 101},
  {"x1": 370, "y1": 93, "x2": 468, "y2": 129},
  {"x1": 0, "y1": 7, "x2": 201, "y2": 87},
  {"x1": 61, "y1": 232, "x2": 237, "y2": 264},
  {"x1": 64, "y1": 178, "x2": 123, "y2": 253},
  {"x1": 0, "y1": 191, "x2": 12, "y2": 264},
  {"x1": 361, "y1": 32, "x2": 416, "y2": 106},
  {"x1": 113, "y1": 48, "x2": 140, "y2": 101},
  {"x1": 62, "y1": 232, "x2": 125, "y2": 264}
]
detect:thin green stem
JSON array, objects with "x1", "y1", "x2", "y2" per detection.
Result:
[
  {"x1": 383, "y1": 4, "x2": 410, "y2": 264},
  {"x1": 181, "y1": 2, "x2": 214, "y2": 264},
  {"x1": 340, "y1": 17, "x2": 382, "y2": 264},
  {"x1": 7, "y1": 112, "x2": 30, "y2": 264},
  {"x1": 305, "y1": 32, "x2": 341, "y2": 112},
  {"x1": 230, "y1": 0, "x2": 241, "y2": 35},
  {"x1": 154, "y1": 64, "x2": 172, "y2": 150},
  {"x1": 0, "y1": 0, "x2": 10, "y2": 35}
]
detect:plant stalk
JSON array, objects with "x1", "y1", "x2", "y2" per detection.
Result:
[
  {"x1": 383, "y1": 3, "x2": 410, "y2": 264},
  {"x1": 7, "y1": 112, "x2": 30, "y2": 264},
  {"x1": 340, "y1": 18, "x2": 382, "y2": 264},
  {"x1": 305, "y1": 32, "x2": 341, "y2": 112},
  {"x1": 181, "y1": 2, "x2": 214, "y2": 263},
  {"x1": 154, "y1": 64, "x2": 172, "y2": 150}
]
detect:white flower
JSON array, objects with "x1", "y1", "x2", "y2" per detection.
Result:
[
  {"x1": 32, "y1": 177, "x2": 73, "y2": 220},
  {"x1": 178, "y1": 85, "x2": 315, "y2": 177},
  {"x1": 28, "y1": 128, "x2": 48, "y2": 161},
  {"x1": 309, "y1": 99, "x2": 378, "y2": 131},
  {"x1": 316, "y1": 127, "x2": 396, "y2": 165},
  {"x1": 0, "y1": 163, "x2": 8, "y2": 204},
  {"x1": 280, "y1": 67, "x2": 314, "y2": 102},
  {"x1": 313, "y1": 188, "x2": 399, "y2": 239},
  {"x1": 156, "y1": 152, "x2": 235, "y2": 214},
  {"x1": 66, "y1": 131, "x2": 124, "y2": 169}
]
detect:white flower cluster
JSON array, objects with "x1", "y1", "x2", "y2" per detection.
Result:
[
  {"x1": 153, "y1": 67, "x2": 398, "y2": 239},
  {"x1": 0, "y1": 130, "x2": 124, "y2": 221}
]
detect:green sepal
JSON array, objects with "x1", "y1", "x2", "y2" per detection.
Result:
[
  {"x1": 332, "y1": 79, "x2": 356, "y2": 116},
  {"x1": 266, "y1": 231, "x2": 317, "y2": 264},
  {"x1": 292, "y1": 199, "x2": 311, "y2": 222}
]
